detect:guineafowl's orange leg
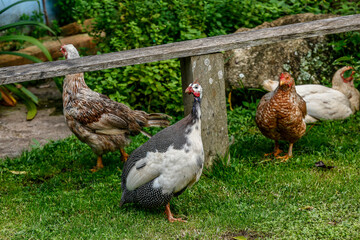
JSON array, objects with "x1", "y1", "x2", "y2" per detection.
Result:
[
  {"x1": 165, "y1": 203, "x2": 187, "y2": 223},
  {"x1": 91, "y1": 156, "x2": 104, "y2": 172},
  {"x1": 120, "y1": 148, "x2": 129, "y2": 162},
  {"x1": 264, "y1": 141, "x2": 282, "y2": 157},
  {"x1": 276, "y1": 143, "x2": 293, "y2": 162}
]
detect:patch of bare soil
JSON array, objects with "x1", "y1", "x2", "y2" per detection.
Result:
[{"x1": 0, "y1": 81, "x2": 72, "y2": 159}]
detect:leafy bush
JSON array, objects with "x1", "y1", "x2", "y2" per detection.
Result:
[
  {"x1": 85, "y1": 59, "x2": 183, "y2": 113},
  {"x1": 54, "y1": 0, "x2": 360, "y2": 115},
  {"x1": 330, "y1": 31, "x2": 360, "y2": 89}
]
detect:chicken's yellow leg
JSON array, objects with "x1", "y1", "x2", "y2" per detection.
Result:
[
  {"x1": 91, "y1": 155, "x2": 104, "y2": 172},
  {"x1": 120, "y1": 148, "x2": 129, "y2": 162}
]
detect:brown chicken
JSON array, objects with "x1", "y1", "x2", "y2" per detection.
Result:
[
  {"x1": 255, "y1": 72, "x2": 307, "y2": 161},
  {"x1": 262, "y1": 66, "x2": 358, "y2": 123},
  {"x1": 60, "y1": 44, "x2": 170, "y2": 171}
]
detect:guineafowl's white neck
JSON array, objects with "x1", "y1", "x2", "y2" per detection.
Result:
[{"x1": 191, "y1": 98, "x2": 201, "y2": 120}]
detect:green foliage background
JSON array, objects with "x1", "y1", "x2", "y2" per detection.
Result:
[{"x1": 54, "y1": 0, "x2": 360, "y2": 115}]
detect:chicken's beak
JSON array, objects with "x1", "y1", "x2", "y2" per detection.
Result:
[{"x1": 185, "y1": 86, "x2": 193, "y2": 94}]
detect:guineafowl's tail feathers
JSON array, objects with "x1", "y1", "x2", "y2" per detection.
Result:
[
  {"x1": 119, "y1": 197, "x2": 126, "y2": 207},
  {"x1": 147, "y1": 113, "x2": 172, "y2": 127},
  {"x1": 120, "y1": 188, "x2": 135, "y2": 207}
]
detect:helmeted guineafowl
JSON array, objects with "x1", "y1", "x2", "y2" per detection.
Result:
[{"x1": 120, "y1": 80, "x2": 204, "y2": 222}]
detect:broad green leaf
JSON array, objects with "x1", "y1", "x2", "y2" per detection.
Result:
[
  {"x1": 0, "y1": 0, "x2": 40, "y2": 15},
  {"x1": 0, "y1": 86, "x2": 17, "y2": 106},
  {"x1": 6, "y1": 84, "x2": 38, "y2": 120},
  {"x1": 0, "y1": 35, "x2": 52, "y2": 61},
  {"x1": 19, "y1": 85, "x2": 39, "y2": 104},
  {"x1": 233, "y1": 236, "x2": 247, "y2": 240},
  {"x1": 4, "y1": 84, "x2": 37, "y2": 105},
  {"x1": 4, "y1": 84, "x2": 23, "y2": 97},
  {"x1": 0, "y1": 21, "x2": 57, "y2": 36},
  {"x1": 23, "y1": 98, "x2": 37, "y2": 120},
  {"x1": 336, "y1": 56, "x2": 353, "y2": 61},
  {"x1": 0, "y1": 51, "x2": 43, "y2": 63},
  {"x1": 343, "y1": 69, "x2": 353, "y2": 78}
]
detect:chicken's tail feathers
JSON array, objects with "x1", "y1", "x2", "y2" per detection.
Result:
[
  {"x1": 134, "y1": 111, "x2": 172, "y2": 128},
  {"x1": 140, "y1": 130, "x2": 153, "y2": 138},
  {"x1": 147, "y1": 113, "x2": 172, "y2": 127}
]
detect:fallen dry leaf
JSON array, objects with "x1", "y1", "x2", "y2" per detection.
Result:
[
  {"x1": 9, "y1": 170, "x2": 27, "y2": 175},
  {"x1": 301, "y1": 206, "x2": 314, "y2": 211}
]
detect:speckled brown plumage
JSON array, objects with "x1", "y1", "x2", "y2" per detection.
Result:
[
  {"x1": 255, "y1": 72, "x2": 306, "y2": 160},
  {"x1": 61, "y1": 44, "x2": 170, "y2": 171}
]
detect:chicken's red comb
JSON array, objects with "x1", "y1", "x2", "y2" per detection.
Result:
[{"x1": 280, "y1": 72, "x2": 291, "y2": 79}]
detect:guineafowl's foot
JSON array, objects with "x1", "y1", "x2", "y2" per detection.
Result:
[
  {"x1": 165, "y1": 203, "x2": 187, "y2": 223},
  {"x1": 120, "y1": 148, "x2": 129, "y2": 162},
  {"x1": 91, "y1": 156, "x2": 104, "y2": 172}
]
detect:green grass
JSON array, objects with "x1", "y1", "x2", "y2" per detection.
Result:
[{"x1": 1, "y1": 108, "x2": 360, "y2": 239}]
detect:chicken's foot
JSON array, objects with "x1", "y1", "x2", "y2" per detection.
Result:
[
  {"x1": 264, "y1": 141, "x2": 282, "y2": 157},
  {"x1": 91, "y1": 156, "x2": 104, "y2": 172},
  {"x1": 120, "y1": 148, "x2": 129, "y2": 162},
  {"x1": 276, "y1": 143, "x2": 293, "y2": 162}
]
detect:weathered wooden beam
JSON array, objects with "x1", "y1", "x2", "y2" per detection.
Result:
[
  {"x1": 1, "y1": 14, "x2": 360, "y2": 85},
  {"x1": 181, "y1": 53, "x2": 229, "y2": 166}
]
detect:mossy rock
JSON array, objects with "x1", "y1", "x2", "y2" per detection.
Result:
[{"x1": 225, "y1": 13, "x2": 338, "y2": 89}]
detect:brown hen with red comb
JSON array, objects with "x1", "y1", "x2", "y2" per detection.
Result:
[{"x1": 255, "y1": 72, "x2": 307, "y2": 161}]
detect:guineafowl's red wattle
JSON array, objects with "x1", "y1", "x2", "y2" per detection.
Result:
[
  {"x1": 120, "y1": 81, "x2": 204, "y2": 222},
  {"x1": 61, "y1": 44, "x2": 170, "y2": 172}
]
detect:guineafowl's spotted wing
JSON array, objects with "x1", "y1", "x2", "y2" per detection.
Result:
[{"x1": 121, "y1": 115, "x2": 192, "y2": 191}]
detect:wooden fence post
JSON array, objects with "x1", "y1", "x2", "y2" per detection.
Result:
[{"x1": 180, "y1": 53, "x2": 229, "y2": 166}]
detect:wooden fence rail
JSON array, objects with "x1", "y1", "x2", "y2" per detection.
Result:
[
  {"x1": 1, "y1": 14, "x2": 360, "y2": 165},
  {"x1": 1, "y1": 14, "x2": 360, "y2": 84}
]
